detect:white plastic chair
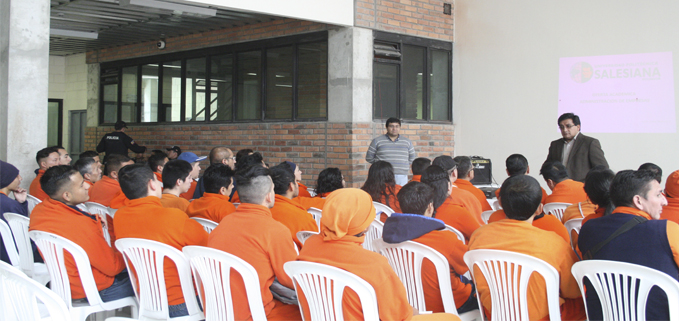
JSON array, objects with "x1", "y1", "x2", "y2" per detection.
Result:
[
  {"x1": 571, "y1": 260, "x2": 679, "y2": 321},
  {"x1": 463, "y1": 249, "x2": 562, "y2": 321},
  {"x1": 480, "y1": 210, "x2": 495, "y2": 224},
  {"x1": 0, "y1": 219, "x2": 21, "y2": 267},
  {"x1": 85, "y1": 201, "x2": 113, "y2": 245},
  {"x1": 444, "y1": 224, "x2": 466, "y2": 244},
  {"x1": 3, "y1": 213, "x2": 50, "y2": 285},
  {"x1": 115, "y1": 238, "x2": 203, "y2": 321},
  {"x1": 189, "y1": 217, "x2": 218, "y2": 233},
  {"x1": 183, "y1": 246, "x2": 267, "y2": 321},
  {"x1": 362, "y1": 220, "x2": 384, "y2": 252},
  {"x1": 0, "y1": 260, "x2": 71, "y2": 321},
  {"x1": 296, "y1": 230, "x2": 319, "y2": 245},
  {"x1": 26, "y1": 194, "x2": 42, "y2": 215},
  {"x1": 284, "y1": 261, "x2": 380, "y2": 321},
  {"x1": 372, "y1": 201, "x2": 395, "y2": 220},
  {"x1": 543, "y1": 202, "x2": 571, "y2": 222},
  {"x1": 564, "y1": 218, "x2": 583, "y2": 253},
  {"x1": 307, "y1": 207, "x2": 322, "y2": 231},
  {"x1": 307, "y1": 188, "x2": 317, "y2": 197},
  {"x1": 491, "y1": 199, "x2": 502, "y2": 211},
  {"x1": 373, "y1": 238, "x2": 481, "y2": 320},
  {"x1": 29, "y1": 230, "x2": 138, "y2": 321}
]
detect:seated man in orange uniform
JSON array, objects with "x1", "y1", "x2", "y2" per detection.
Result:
[
  {"x1": 383, "y1": 182, "x2": 478, "y2": 314},
  {"x1": 541, "y1": 160, "x2": 588, "y2": 205},
  {"x1": 29, "y1": 165, "x2": 135, "y2": 302},
  {"x1": 113, "y1": 164, "x2": 208, "y2": 318},
  {"x1": 487, "y1": 194, "x2": 570, "y2": 244},
  {"x1": 229, "y1": 152, "x2": 266, "y2": 203},
  {"x1": 468, "y1": 175, "x2": 586, "y2": 321},
  {"x1": 177, "y1": 152, "x2": 206, "y2": 200},
  {"x1": 208, "y1": 165, "x2": 301, "y2": 321},
  {"x1": 186, "y1": 164, "x2": 236, "y2": 222},
  {"x1": 432, "y1": 156, "x2": 483, "y2": 224},
  {"x1": 29, "y1": 147, "x2": 60, "y2": 201},
  {"x1": 88, "y1": 154, "x2": 134, "y2": 207},
  {"x1": 662, "y1": 170, "x2": 679, "y2": 224},
  {"x1": 410, "y1": 157, "x2": 431, "y2": 183},
  {"x1": 73, "y1": 156, "x2": 102, "y2": 191},
  {"x1": 159, "y1": 160, "x2": 193, "y2": 212},
  {"x1": 282, "y1": 161, "x2": 312, "y2": 197},
  {"x1": 269, "y1": 164, "x2": 319, "y2": 248},
  {"x1": 298, "y1": 188, "x2": 459, "y2": 320},
  {"x1": 453, "y1": 156, "x2": 492, "y2": 211},
  {"x1": 494, "y1": 154, "x2": 549, "y2": 204},
  {"x1": 147, "y1": 152, "x2": 169, "y2": 186}
]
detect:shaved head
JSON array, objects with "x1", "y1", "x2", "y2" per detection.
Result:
[{"x1": 209, "y1": 147, "x2": 235, "y2": 169}]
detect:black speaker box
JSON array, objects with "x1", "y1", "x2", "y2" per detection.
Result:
[{"x1": 470, "y1": 157, "x2": 492, "y2": 185}]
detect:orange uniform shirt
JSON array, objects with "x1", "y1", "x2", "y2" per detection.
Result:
[
  {"x1": 468, "y1": 219, "x2": 585, "y2": 321},
  {"x1": 581, "y1": 207, "x2": 607, "y2": 226},
  {"x1": 29, "y1": 198, "x2": 126, "y2": 299},
  {"x1": 109, "y1": 191, "x2": 130, "y2": 209},
  {"x1": 434, "y1": 198, "x2": 480, "y2": 242},
  {"x1": 292, "y1": 196, "x2": 326, "y2": 211},
  {"x1": 271, "y1": 195, "x2": 319, "y2": 249},
  {"x1": 455, "y1": 179, "x2": 492, "y2": 211},
  {"x1": 179, "y1": 180, "x2": 197, "y2": 200},
  {"x1": 208, "y1": 203, "x2": 300, "y2": 321},
  {"x1": 661, "y1": 197, "x2": 679, "y2": 225},
  {"x1": 544, "y1": 179, "x2": 587, "y2": 205},
  {"x1": 450, "y1": 185, "x2": 483, "y2": 225},
  {"x1": 88, "y1": 176, "x2": 121, "y2": 207},
  {"x1": 230, "y1": 191, "x2": 240, "y2": 204},
  {"x1": 154, "y1": 172, "x2": 163, "y2": 184},
  {"x1": 411, "y1": 175, "x2": 422, "y2": 182},
  {"x1": 113, "y1": 196, "x2": 208, "y2": 305},
  {"x1": 185, "y1": 193, "x2": 236, "y2": 223},
  {"x1": 562, "y1": 200, "x2": 597, "y2": 223},
  {"x1": 298, "y1": 183, "x2": 312, "y2": 198},
  {"x1": 375, "y1": 184, "x2": 402, "y2": 213},
  {"x1": 488, "y1": 210, "x2": 570, "y2": 243},
  {"x1": 29, "y1": 170, "x2": 49, "y2": 201},
  {"x1": 160, "y1": 193, "x2": 190, "y2": 213}
]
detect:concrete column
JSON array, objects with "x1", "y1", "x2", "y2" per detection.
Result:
[
  {"x1": 87, "y1": 63, "x2": 100, "y2": 127},
  {"x1": 0, "y1": 0, "x2": 50, "y2": 188},
  {"x1": 327, "y1": 27, "x2": 373, "y2": 123}
]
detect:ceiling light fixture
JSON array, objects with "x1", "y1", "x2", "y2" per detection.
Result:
[
  {"x1": 119, "y1": 0, "x2": 217, "y2": 17},
  {"x1": 50, "y1": 29, "x2": 99, "y2": 39}
]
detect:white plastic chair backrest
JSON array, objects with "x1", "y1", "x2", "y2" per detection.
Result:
[
  {"x1": 362, "y1": 220, "x2": 384, "y2": 252},
  {"x1": 115, "y1": 238, "x2": 202, "y2": 320},
  {"x1": 372, "y1": 201, "x2": 394, "y2": 219},
  {"x1": 372, "y1": 238, "x2": 458, "y2": 314},
  {"x1": 571, "y1": 260, "x2": 679, "y2": 321},
  {"x1": 232, "y1": 203, "x2": 240, "y2": 208},
  {"x1": 491, "y1": 199, "x2": 502, "y2": 211},
  {"x1": 543, "y1": 203, "x2": 571, "y2": 222},
  {"x1": 0, "y1": 260, "x2": 70, "y2": 321},
  {"x1": 481, "y1": 210, "x2": 495, "y2": 224},
  {"x1": 26, "y1": 194, "x2": 41, "y2": 214},
  {"x1": 108, "y1": 207, "x2": 117, "y2": 217},
  {"x1": 4, "y1": 213, "x2": 37, "y2": 276},
  {"x1": 28, "y1": 230, "x2": 106, "y2": 310},
  {"x1": 283, "y1": 261, "x2": 380, "y2": 321},
  {"x1": 84, "y1": 202, "x2": 112, "y2": 245},
  {"x1": 307, "y1": 188, "x2": 317, "y2": 197},
  {"x1": 190, "y1": 217, "x2": 218, "y2": 233},
  {"x1": 463, "y1": 249, "x2": 562, "y2": 321},
  {"x1": 444, "y1": 224, "x2": 466, "y2": 244},
  {"x1": 183, "y1": 246, "x2": 267, "y2": 321},
  {"x1": 296, "y1": 231, "x2": 319, "y2": 245},
  {"x1": 564, "y1": 218, "x2": 583, "y2": 252},
  {"x1": 307, "y1": 207, "x2": 322, "y2": 231},
  {"x1": 0, "y1": 219, "x2": 20, "y2": 267}
]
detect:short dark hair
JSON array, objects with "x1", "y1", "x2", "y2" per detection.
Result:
[
  {"x1": 540, "y1": 160, "x2": 568, "y2": 183},
  {"x1": 73, "y1": 157, "x2": 97, "y2": 177},
  {"x1": 610, "y1": 170, "x2": 657, "y2": 208},
  {"x1": 558, "y1": 112, "x2": 581, "y2": 126},
  {"x1": 40, "y1": 165, "x2": 79, "y2": 198},
  {"x1": 119, "y1": 164, "x2": 155, "y2": 200},
  {"x1": 412, "y1": 158, "x2": 431, "y2": 176},
  {"x1": 432, "y1": 155, "x2": 457, "y2": 173},
  {"x1": 421, "y1": 165, "x2": 450, "y2": 211},
  {"x1": 638, "y1": 163, "x2": 662, "y2": 183},
  {"x1": 398, "y1": 182, "x2": 434, "y2": 215},
  {"x1": 270, "y1": 164, "x2": 296, "y2": 195},
  {"x1": 162, "y1": 160, "x2": 192, "y2": 189},
  {"x1": 79, "y1": 151, "x2": 99, "y2": 160},
  {"x1": 235, "y1": 152, "x2": 263, "y2": 172},
  {"x1": 314, "y1": 168, "x2": 343, "y2": 195},
  {"x1": 36, "y1": 147, "x2": 58, "y2": 165},
  {"x1": 235, "y1": 148, "x2": 254, "y2": 164},
  {"x1": 506, "y1": 154, "x2": 528, "y2": 176},
  {"x1": 385, "y1": 117, "x2": 401, "y2": 128},
  {"x1": 104, "y1": 154, "x2": 132, "y2": 176},
  {"x1": 453, "y1": 156, "x2": 473, "y2": 179},
  {"x1": 500, "y1": 175, "x2": 543, "y2": 221},
  {"x1": 203, "y1": 163, "x2": 234, "y2": 194},
  {"x1": 148, "y1": 152, "x2": 168, "y2": 173},
  {"x1": 584, "y1": 166, "x2": 616, "y2": 216},
  {"x1": 235, "y1": 165, "x2": 272, "y2": 204}
]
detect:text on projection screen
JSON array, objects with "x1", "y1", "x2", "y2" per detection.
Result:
[{"x1": 558, "y1": 52, "x2": 676, "y2": 133}]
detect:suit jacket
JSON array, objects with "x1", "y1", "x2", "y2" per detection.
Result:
[{"x1": 546, "y1": 133, "x2": 608, "y2": 182}]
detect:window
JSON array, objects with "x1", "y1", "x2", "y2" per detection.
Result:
[
  {"x1": 373, "y1": 32, "x2": 452, "y2": 122},
  {"x1": 99, "y1": 32, "x2": 328, "y2": 125}
]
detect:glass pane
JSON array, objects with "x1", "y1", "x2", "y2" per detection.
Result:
[
  {"x1": 210, "y1": 54, "x2": 233, "y2": 121},
  {"x1": 402, "y1": 45, "x2": 425, "y2": 120},
  {"x1": 121, "y1": 66, "x2": 138, "y2": 122},
  {"x1": 47, "y1": 102, "x2": 60, "y2": 146},
  {"x1": 373, "y1": 63, "x2": 399, "y2": 119},
  {"x1": 266, "y1": 46, "x2": 293, "y2": 119},
  {"x1": 186, "y1": 58, "x2": 207, "y2": 122},
  {"x1": 141, "y1": 64, "x2": 159, "y2": 122},
  {"x1": 162, "y1": 60, "x2": 182, "y2": 122},
  {"x1": 102, "y1": 83, "x2": 118, "y2": 123},
  {"x1": 237, "y1": 51, "x2": 262, "y2": 120},
  {"x1": 297, "y1": 42, "x2": 328, "y2": 119},
  {"x1": 430, "y1": 50, "x2": 450, "y2": 121}
]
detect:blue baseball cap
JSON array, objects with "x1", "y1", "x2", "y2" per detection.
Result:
[{"x1": 177, "y1": 152, "x2": 207, "y2": 164}]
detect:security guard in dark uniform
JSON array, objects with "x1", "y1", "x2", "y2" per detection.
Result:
[{"x1": 96, "y1": 121, "x2": 146, "y2": 161}]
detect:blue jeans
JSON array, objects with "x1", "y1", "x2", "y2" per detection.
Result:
[
  {"x1": 169, "y1": 295, "x2": 203, "y2": 318},
  {"x1": 99, "y1": 271, "x2": 135, "y2": 302}
]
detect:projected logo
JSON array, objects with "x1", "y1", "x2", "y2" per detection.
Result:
[{"x1": 570, "y1": 62, "x2": 594, "y2": 83}]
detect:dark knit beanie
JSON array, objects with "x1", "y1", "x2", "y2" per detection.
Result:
[
  {"x1": 284, "y1": 161, "x2": 297, "y2": 172},
  {"x1": 0, "y1": 160, "x2": 20, "y2": 189}
]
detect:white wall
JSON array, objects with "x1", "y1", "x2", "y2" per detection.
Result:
[
  {"x1": 453, "y1": 0, "x2": 679, "y2": 186},
  {"x1": 48, "y1": 53, "x2": 88, "y2": 152}
]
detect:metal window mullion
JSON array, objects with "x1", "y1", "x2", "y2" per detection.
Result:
[
  {"x1": 205, "y1": 55, "x2": 212, "y2": 123},
  {"x1": 424, "y1": 47, "x2": 431, "y2": 121},
  {"x1": 232, "y1": 53, "x2": 238, "y2": 121},
  {"x1": 117, "y1": 68, "x2": 123, "y2": 123},
  {"x1": 292, "y1": 44, "x2": 299, "y2": 120},
  {"x1": 136, "y1": 65, "x2": 142, "y2": 123},
  {"x1": 158, "y1": 62, "x2": 165, "y2": 122},
  {"x1": 180, "y1": 59, "x2": 186, "y2": 122},
  {"x1": 261, "y1": 48, "x2": 267, "y2": 121}
]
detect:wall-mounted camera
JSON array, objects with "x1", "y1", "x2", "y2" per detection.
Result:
[{"x1": 157, "y1": 40, "x2": 166, "y2": 50}]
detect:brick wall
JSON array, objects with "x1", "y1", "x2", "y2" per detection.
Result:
[
  {"x1": 85, "y1": 122, "x2": 454, "y2": 188},
  {"x1": 355, "y1": 0, "x2": 454, "y2": 41}
]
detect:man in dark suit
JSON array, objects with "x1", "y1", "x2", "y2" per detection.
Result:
[{"x1": 545, "y1": 113, "x2": 608, "y2": 182}]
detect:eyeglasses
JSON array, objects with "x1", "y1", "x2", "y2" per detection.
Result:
[{"x1": 558, "y1": 124, "x2": 576, "y2": 130}]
